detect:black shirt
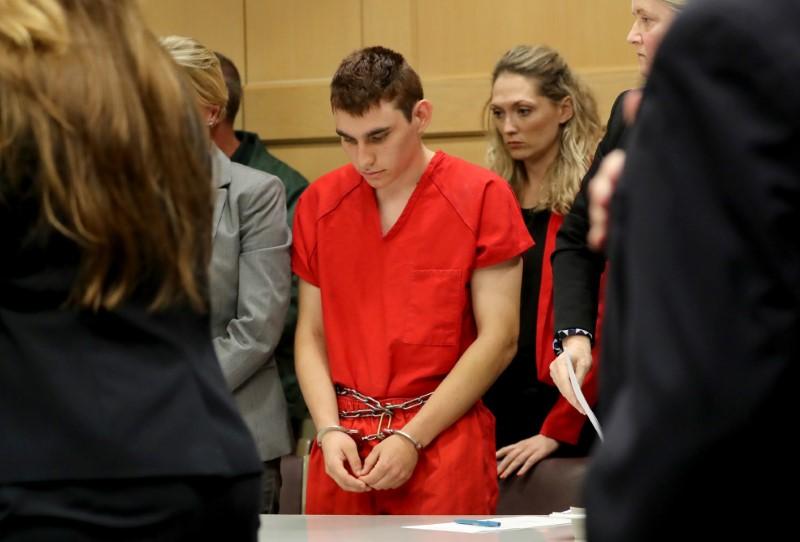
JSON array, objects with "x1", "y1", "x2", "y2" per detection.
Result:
[
  {"x1": 483, "y1": 208, "x2": 558, "y2": 448},
  {"x1": 0, "y1": 185, "x2": 261, "y2": 484}
]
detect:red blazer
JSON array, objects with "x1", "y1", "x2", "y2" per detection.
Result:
[{"x1": 536, "y1": 213, "x2": 605, "y2": 444}]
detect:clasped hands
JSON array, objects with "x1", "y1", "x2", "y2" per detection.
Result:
[{"x1": 319, "y1": 430, "x2": 419, "y2": 492}]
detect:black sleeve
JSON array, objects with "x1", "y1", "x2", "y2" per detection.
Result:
[
  {"x1": 551, "y1": 91, "x2": 629, "y2": 334},
  {"x1": 586, "y1": 1, "x2": 800, "y2": 540}
]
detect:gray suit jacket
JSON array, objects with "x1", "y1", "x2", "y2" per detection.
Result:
[{"x1": 209, "y1": 146, "x2": 292, "y2": 461}]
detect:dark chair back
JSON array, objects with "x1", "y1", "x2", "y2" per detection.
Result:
[
  {"x1": 496, "y1": 457, "x2": 588, "y2": 514},
  {"x1": 279, "y1": 454, "x2": 305, "y2": 514}
]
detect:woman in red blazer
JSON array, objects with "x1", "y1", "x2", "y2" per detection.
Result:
[{"x1": 482, "y1": 44, "x2": 602, "y2": 478}]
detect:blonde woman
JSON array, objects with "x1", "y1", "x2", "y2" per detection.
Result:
[
  {"x1": 161, "y1": 36, "x2": 292, "y2": 514},
  {"x1": 482, "y1": 44, "x2": 602, "y2": 478},
  {"x1": 0, "y1": 0, "x2": 261, "y2": 539}
]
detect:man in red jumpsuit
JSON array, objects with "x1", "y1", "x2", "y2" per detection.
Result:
[{"x1": 292, "y1": 46, "x2": 533, "y2": 514}]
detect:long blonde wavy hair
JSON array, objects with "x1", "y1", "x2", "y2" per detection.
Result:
[
  {"x1": 0, "y1": 0, "x2": 213, "y2": 311},
  {"x1": 486, "y1": 45, "x2": 602, "y2": 214}
]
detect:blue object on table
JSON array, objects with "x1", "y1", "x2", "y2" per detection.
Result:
[{"x1": 454, "y1": 519, "x2": 502, "y2": 527}]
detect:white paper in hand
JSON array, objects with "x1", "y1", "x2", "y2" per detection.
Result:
[{"x1": 565, "y1": 351, "x2": 604, "y2": 441}]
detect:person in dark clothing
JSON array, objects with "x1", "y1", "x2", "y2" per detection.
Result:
[
  {"x1": 566, "y1": 0, "x2": 800, "y2": 539},
  {"x1": 212, "y1": 51, "x2": 311, "y2": 442},
  {"x1": 481, "y1": 45, "x2": 602, "y2": 478},
  {"x1": 0, "y1": 1, "x2": 261, "y2": 539},
  {"x1": 550, "y1": 0, "x2": 686, "y2": 408}
]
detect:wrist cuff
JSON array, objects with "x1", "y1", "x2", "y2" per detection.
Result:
[
  {"x1": 553, "y1": 328, "x2": 593, "y2": 355},
  {"x1": 382, "y1": 428, "x2": 423, "y2": 451},
  {"x1": 315, "y1": 425, "x2": 358, "y2": 448}
]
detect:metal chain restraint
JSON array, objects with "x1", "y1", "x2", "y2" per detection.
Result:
[{"x1": 336, "y1": 385, "x2": 432, "y2": 442}]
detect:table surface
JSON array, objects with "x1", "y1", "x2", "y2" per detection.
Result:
[{"x1": 257, "y1": 515, "x2": 576, "y2": 541}]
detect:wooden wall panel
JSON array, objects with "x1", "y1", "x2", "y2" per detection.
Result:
[
  {"x1": 245, "y1": 0, "x2": 362, "y2": 82},
  {"x1": 416, "y1": 0, "x2": 634, "y2": 77},
  {"x1": 256, "y1": 70, "x2": 639, "y2": 182},
  {"x1": 244, "y1": 80, "x2": 332, "y2": 141},
  {"x1": 137, "y1": 0, "x2": 642, "y2": 183},
  {"x1": 269, "y1": 143, "x2": 348, "y2": 185},
  {"x1": 139, "y1": 0, "x2": 246, "y2": 76},
  {"x1": 246, "y1": 69, "x2": 639, "y2": 140},
  {"x1": 362, "y1": 0, "x2": 416, "y2": 63}
]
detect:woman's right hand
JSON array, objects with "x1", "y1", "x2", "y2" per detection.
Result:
[
  {"x1": 549, "y1": 334, "x2": 593, "y2": 414},
  {"x1": 319, "y1": 430, "x2": 370, "y2": 492}
]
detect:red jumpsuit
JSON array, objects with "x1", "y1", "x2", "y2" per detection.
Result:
[{"x1": 292, "y1": 151, "x2": 532, "y2": 514}]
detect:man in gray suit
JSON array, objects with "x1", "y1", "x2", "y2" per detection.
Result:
[
  {"x1": 209, "y1": 145, "x2": 294, "y2": 513},
  {"x1": 212, "y1": 51, "x2": 310, "y2": 442}
]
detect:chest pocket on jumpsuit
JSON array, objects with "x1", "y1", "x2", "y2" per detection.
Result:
[{"x1": 402, "y1": 268, "x2": 465, "y2": 346}]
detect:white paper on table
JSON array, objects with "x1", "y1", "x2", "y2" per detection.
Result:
[
  {"x1": 565, "y1": 351, "x2": 604, "y2": 441},
  {"x1": 403, "y1": 516, "x2": 571, "y2": 533},
  {"x1": 550, "y1": 509, "x2": 586, "y2": 520}
]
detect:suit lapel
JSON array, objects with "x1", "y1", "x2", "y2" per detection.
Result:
[{"x1": 211, "y1": 145, "x2": 231, "y2": 240}]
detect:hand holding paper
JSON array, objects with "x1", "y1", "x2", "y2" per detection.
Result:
[
  {"x1": 549, "y1": 335, "x2": 592, "y2": 413},
  {"x1": 565, "y1": 351, "x2": 603, "y2": 441}
]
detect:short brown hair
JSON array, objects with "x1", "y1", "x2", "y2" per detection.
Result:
[
  {"x1": 215, "y1": 51, "x2": 242, "y2": 124},
  {"x1": 330, "y1": 46, "x2": 423, "y2": 121}
]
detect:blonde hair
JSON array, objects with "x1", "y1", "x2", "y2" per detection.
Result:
[
  {"x1": 486, "y1": 45, "x2": 602, "y2": 214},
  {"x1": 160, "y1": 35, "x2": 228, "y2": 123},
  {"x1": 661, "y1": 0, "x2": 687, "y2": 10},
  {"x1": 0, "y1": 0, "x2": 213, "y2": 311}
]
